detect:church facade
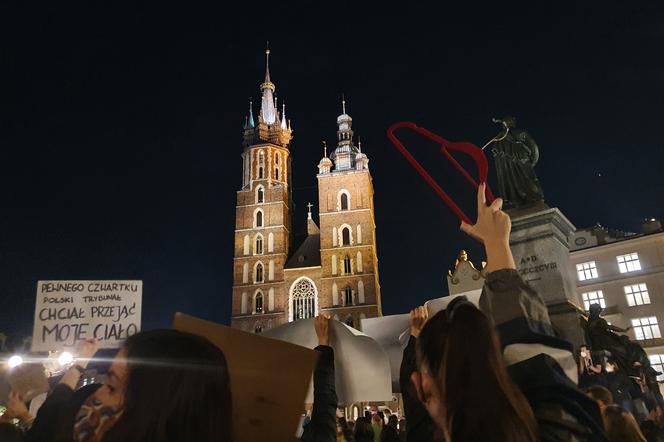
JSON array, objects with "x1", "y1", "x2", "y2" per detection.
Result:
[{"x1": 230, "y1": 51, "x2": 382, "y2": 333}]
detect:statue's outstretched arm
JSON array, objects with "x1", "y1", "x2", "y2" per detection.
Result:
[{"x1": 609, "y1": 324, "x2": 631, "y2": 333}]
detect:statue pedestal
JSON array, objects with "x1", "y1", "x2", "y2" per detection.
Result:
[{"x1": 508, "y1": 203, "x2": 585, "y2": 349}]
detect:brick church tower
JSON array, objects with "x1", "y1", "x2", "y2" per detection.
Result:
[
  {"x1": 231, "y1": 48, "x2": 293, "y2": 333},
  {"x1": 314, "y1": 99, "x2": 383, "y2": 325},
  {"x1": 231, "y1": 52, "x2": 381, "y2": 333}
]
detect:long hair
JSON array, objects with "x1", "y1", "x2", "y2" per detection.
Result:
[
  {"x1": 353, "y1": 417, "x2": 375, "y2": 442},
  {"x1": 416, "y1": 304, "x2": 538, "y2": 442},
  {"x1": 102, "y1": 329, "x2": 232, "y2": 442},
  {"x1": 602, "y1": 405, "x2": 647, "y2": 442}
]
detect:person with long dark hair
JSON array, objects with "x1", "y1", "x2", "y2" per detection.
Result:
[
  {"x1": 27, "y1": 330, "x2": 232, "y2": 442},
  {"x1": 401, "y1": 183, "x2": 607, "y2": 442}
]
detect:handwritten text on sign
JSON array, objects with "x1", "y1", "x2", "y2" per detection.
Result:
[{"x1": 32, "y1": 281, "x2": 142, "y2": 352}]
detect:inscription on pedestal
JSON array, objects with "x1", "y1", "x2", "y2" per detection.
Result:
[{"x1": 518, "y1": 255, "x2": 558, "y2": 282}]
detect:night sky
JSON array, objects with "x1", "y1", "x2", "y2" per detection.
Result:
[{"x1": 1, "y1": 2, "x2": 663, "y2": 339}]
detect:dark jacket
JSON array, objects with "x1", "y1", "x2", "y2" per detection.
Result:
[
  {"x1": 301, "y1": 345, "x2": 338, "y2": 442},
  {"x1": 399, "y1": 269, "x2": 607, "y2": 442},
  {"x1": 25, "y1": 383, "x2": 100, "y2": 442}
]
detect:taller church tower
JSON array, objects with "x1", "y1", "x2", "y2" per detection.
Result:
[
  {"x1": 316, "y1": 99, "x2": 382, "y2": 325},
  {"x1": 231, "y1": 49, "x2": 293, "y2": 333}
]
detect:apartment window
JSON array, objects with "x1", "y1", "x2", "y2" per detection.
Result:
[
  {"x1": 576, "y1": 261, "x2": 598, "y2": 281},
  {"x1": 632, "y1": 317, "x2": 661, "y2": 340},
  {"x1": 581, "y1": 291, "x2": 605, "y2": 311},
  {"x1": 617, "y1": 253, "x2": 642, "y2": 273},
  {"x1": 648, "y1": 355, "x2": 664, "y2": 381},
  {"x1": 625, "y1": 283, "x2": 651, "y2": 307}
]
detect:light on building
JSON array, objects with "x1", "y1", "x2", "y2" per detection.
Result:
[
  {"x1": 58, "y1": 351, "x2": 73, "y2": 367},
  {"x1": 7, "y1": 355, "x2": 23, "y2": 368}
]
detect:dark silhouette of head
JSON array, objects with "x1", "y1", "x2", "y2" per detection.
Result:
[
  {"x1": 0, "y1": 422, "x2": 23, "y2": 442},
  {"x1": 100, "y1": 329, "x2": 232, "y2": 442},
  {"x1": 413, "y1": 303, "x2": 538, "y2": 442},
  {"x1": 353, "y1": 416, "x2": 375, "y2": 442},
  {"x1": 502, "y1": 116, "x2": 517, "y2": 129}
]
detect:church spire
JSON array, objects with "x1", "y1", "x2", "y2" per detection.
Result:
[
  {"x1": 260, "y1": 45, "x2": 277, "y2": 125},
  {"x1": 281, "y1": 102, "x2": 287, "y2": 129},
  {"x1": 245, "y1": 98, "x2": 255, "y2": 129}
]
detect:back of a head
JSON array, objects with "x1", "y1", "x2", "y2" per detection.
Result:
[
  {"x1": 387, "y1": 414, "x2": 398, "y2": 428},
  {"x1": 354, "y1": 417, "x2": 375, "y2": 442},
  {"x1": 416, "y1": 303, "x2": 538, "y2": 442},
  {"x1": 586, "y1": 385, "x2": 614, "y2": 407},
  {"x1": 0, "y1": 423, "x2": 23, "y2": 442},
  {"x1": 602, "y1": 405, "x2": 647, "y2": 442},
  {"x1": 103, "y1": 329, "x2": 232, "y2": 442}
]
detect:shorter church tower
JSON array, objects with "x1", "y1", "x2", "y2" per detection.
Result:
[{"x1": 315, "y1": 99, "x2": 382, "y2": 327}]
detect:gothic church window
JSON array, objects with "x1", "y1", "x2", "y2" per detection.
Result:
[
  {"x1": 254, "y1": 235, "x2": 263, "y2": 255},
  {"x1": 243, "y1": 235, "x2": 250, "y2": 255},
  {"x1": 255, "y1": 263, "x2": 264, "y2": 283},
  {"x1": 255, "y1": 209, "x2": 264, "y2": 228},
  {"x1": 342, "y1": 227, "x2": 351, "y2": 246},
  {"x1": 256, "y1": 186, "x2": 264, "y2": 203},
  {"x1": 255, "y1": 292, "x2": 263, "y2": 314},
  {"x1": 258, "y1": 150, "x2": 265, "y2": 179},
  {"x1": 275, "y1": 167, "x2": 280, "y2": 181},
  {"x1": 291, "y1": 278, "x2": 317, "y2": 321},
  {"x1": 343, "y1": 255, "x2": 352, "y2": 275},
  {"x1": 341, "y1": 193, "x2": 349, "y2": 211},
  {"x1": 344, "y1": 286, "x2": 353, "y2": 305}
]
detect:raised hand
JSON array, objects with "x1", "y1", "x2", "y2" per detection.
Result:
[
  {"x1": 75, "y1": 338, "x2": 99, "y2": 369},
  {"x1": 410, "y1": 306, "x2": 428, "y2": 338},
  {"x1": 460, "y1": 183, "x2": 515, "y2": 273},
  {"x1": 4, "y1": 390, "x2": 30, "y2": 421},
  {"x1": 314, "y1": 314, "x2": 331, "y2": 346}
]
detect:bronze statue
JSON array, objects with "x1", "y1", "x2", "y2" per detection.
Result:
[{"x1": 488, "y1": 116, "x2": 544, "y2": 208}]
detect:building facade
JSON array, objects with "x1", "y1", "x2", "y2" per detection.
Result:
[
  {"x1": 231, "y1": 51, "x2": 382, "y2": 333},
  {"x1": 569, "y1": 220, "x2": 664, "y2": 377}
]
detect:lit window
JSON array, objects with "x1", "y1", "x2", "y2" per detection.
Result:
[
  {"x1": 617, "y1": 253, "x2": 642, "y2": 273},
  {"x1": 340, "y1": 193, "x2": 349, "y2": 211},
  {"x1": 255, "y1": 292, "x2": 263, "y2": 313},
  {"x1": 649, "y1": 355, "x2": 664, "y2": 381},
  {"x1": 341, "y1": 227, "x2": 351, "y2": 246},
  {"x1": 255, "y1": 263, "x2": 264, "y2": 283},
  {"x1": 632, "y1": 317, "x2": 661, "y2": 340},
  {"x1": 625, "y1": 283, "x2": 650, "y2": 306},
  {"x1": 291, "y1": 278, "x2": 316, "y2": 321},
  {"x1": 343, "y1": 255, "x2": 352, "y2": 275},
  {"x1": 344, "y1": 286, "x2": 353, "y2": 306},
  {"x1": 576, "y1": 261, "x2": 598, "y2": 281},
  {"x1": 582, "y1": 291, "x2": 606, "y2": 311}
]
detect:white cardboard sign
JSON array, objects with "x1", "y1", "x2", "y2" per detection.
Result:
[
  {"x1": 32, "y1": 280, "x2": 142, "y2": 352},
  {"x1": 360, "y1": 289, "x2": 483, "y2": 392},
  {"x1": 263, "y1": 318, "x2": 393, "y2": 404}
]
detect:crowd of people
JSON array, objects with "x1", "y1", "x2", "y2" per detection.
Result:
[{"x1": 0, "y1": 183, "x2": 662, "y2": 441}]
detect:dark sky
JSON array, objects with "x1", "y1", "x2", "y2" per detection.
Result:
[{"x1": 1, "y1": 2, "x2": 663, "y2": 338}]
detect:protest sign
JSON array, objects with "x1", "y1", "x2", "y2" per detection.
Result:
[
  {"x1": 32, "y1": 280, "x2": 142, "y2": 352},
  {"x1": 173, "y1": 313, "x2": 319, "y2": 442},
  {"x1": 360, "y1": 289, "x2": 484, "y2": 392},
  {"x1": 359, "y1": 314, "x2": 410, "y2": 393},
  {"x1": 263, "y1": 318, "x2": 393, "y2": 404}
]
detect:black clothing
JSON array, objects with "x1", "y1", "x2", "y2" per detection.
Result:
[
  {"x1": 25, "y1": 383, "x2": 100, "y2": 442},
  {"x1": 301, "y1": 345, "x2": 338, "y2": 442}
]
